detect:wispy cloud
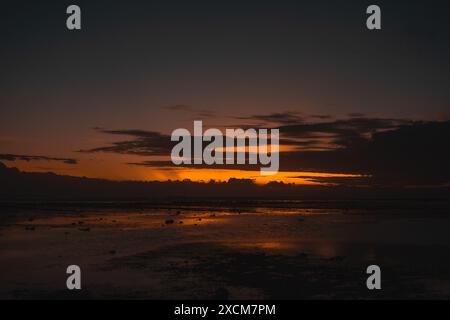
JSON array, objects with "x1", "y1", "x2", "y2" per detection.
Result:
[
  {"x1": 0, "y1": 154, "x2": 78, "y2": 164},
  {"x1": 79, "y1": 128, "x2": 173, "y2": 156},
  {"x1": 235, "y1": 111, "x2": 304, "y2": 125}
]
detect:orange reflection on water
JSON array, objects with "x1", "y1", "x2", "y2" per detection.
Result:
[
  {"x1": 18, "y1": 211, "x2": 230, "y2": 230},
  {"x1": 221, "y1": 239, "x2": 341, "y2": 258},
  {"x1": 222, "y1": 239, "x2": 299, "y2": 253}
]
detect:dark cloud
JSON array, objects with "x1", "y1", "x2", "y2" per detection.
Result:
[
  {"x1": 280, "y1": 117, "x2": 408, "y2": 138},
  {"x1": 86, "y1": 117, "x2": 407, "y2": 157},
  {"x1": 291, "y1": 175, "x2": 373, "y2": 187},
  {"x1": 231, "y1": 114, "x2": 408, "y2": 149},
  {"x1": 235, "y1": 112, "x2": 304, "y2": 125},
  {"x1": 278, "y1": 121, "x2": 450, "y2": 186},
  {"x1": 79, "y1": 129, "x2": 173, "y2": 156},
  {"x1": 127, "y1": 161, "x2": 178, "y2": 168},
  {"x1": 82, "y1": 119, "x2": 450, "y2": 186},
  {"x1": 0, "y1": 154, "x2": 77, "y2": 165},
  {"x1": 278, "y1": 117, "x2": 411, "y2": 150}
]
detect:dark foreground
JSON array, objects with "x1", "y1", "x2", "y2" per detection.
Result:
[{"x1": 1, "y1": 200, "x2": 450, "y2": 299}]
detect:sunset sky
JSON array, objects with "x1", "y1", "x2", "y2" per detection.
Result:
[{"x1": 1, "y1": 0, "x2": 450, "y2": 186}]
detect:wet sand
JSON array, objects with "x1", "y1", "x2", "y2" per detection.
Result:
[{"x1": 1, "y1": 201, "x2": 450, "y2": 299}]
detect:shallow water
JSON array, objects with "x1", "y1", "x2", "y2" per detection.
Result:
[{"x1": 1, "y1": 202, "x2": 450, "y2": 299}]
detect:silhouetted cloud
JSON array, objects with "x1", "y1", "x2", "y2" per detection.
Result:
[
  {"x1": 79, "y1": 129, "x2": 173, "y2": 156},
  {"x1": 235, "y1": 111, "x2": 304, "y2": 125},
  {"x1": 81, "y1": 118, "x2": 450, "y2": 186},
  {"x1": 127, "y1": 161, "x2": 177, "y2": 168},
  {"x1": 291, "y1": 175, "x2": 373, "y2": 186},
  {"x1": 90, "y1": 116, "x2": 404, "y2": 157},
  {"x1": 277, "y1": 121, "x2": 450, "y2": 185},
  {"x1": 279, "y1": 117, "x2": 408, "y2": 138},
  {"x1": 0, "y1": 154, "x2": 77, "y2": 164}
]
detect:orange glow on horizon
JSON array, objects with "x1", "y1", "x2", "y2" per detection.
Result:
[
  {"x1": 153, "y1": 168, "x2": 364, "y2": 185},
  {"x1": 3, "y1": 159, "x2": 366, "y2": 186}
]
